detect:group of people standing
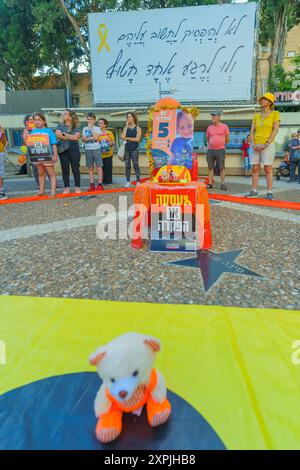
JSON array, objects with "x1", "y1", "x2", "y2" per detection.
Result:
[
  {"x1": 19, "y1": 110, "x2": 142, "y2": 198},
  {"x1": 205, "y1": 92, "x2": 281, "y2": 200},
  {"x1": 0, "y1": 93, "x2": 289, "y2": 201},
  {"x1": 287, "y1": 130, "x2": 300, "y2": 183}
]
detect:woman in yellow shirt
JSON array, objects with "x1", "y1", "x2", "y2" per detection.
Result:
[
  {"x1": 98, "y1": 118, "x2": 115, "y2": 185},
  {"x1": 247, "y1": 92, "x2": 280, "y2": 200}
]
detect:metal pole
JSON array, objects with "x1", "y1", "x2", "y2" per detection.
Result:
[{"x1": 66, "y1": 86, "x2": 71, "y2": 108}]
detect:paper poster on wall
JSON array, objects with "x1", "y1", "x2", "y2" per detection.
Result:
[
  {"x1": 88, "y1": 3, "x2": 258, "y2": 104},
  {"x1": 150, "y1": 186, "x2": 197, "y2": 253}
]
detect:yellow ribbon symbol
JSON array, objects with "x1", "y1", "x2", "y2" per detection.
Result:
[{"x1": 97, "y1": 24, "x2": 110, "y2": 53}]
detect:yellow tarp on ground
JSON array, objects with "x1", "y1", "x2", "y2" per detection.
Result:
[{"x1": 0, "y1": 295, "x2": 300, "y2": 449}]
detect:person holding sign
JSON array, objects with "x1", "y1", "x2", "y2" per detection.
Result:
[
  {"x1": 30, "y1": 113, "x2": 58, "y2": 197},
  {"x1": 22, "y1": 114, "x2": 37, "y2": 181},
  {"x1": 121, "y1": 112, "x2": 142, "y2": 187},
  {"x1": 98, "y1": 118, "x2": 115, "y2": 185},
  {"x1": 247, "y1": 93, "x2": 280, "y2": 200}
]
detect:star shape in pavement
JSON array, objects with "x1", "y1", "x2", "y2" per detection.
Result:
[{"x1": 167, "y1": 249, "x2": 263, "y2": 292}]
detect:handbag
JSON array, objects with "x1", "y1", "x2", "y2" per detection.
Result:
[{"x1": 117, "y1": 141, "x2": 126, "y2": 162}]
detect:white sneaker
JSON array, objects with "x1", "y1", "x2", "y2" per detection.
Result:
[
  {"x1": 125, "y1": 182, "x2": 130, "y2": 188},
  {"x1": 136, "y1": 181, "x2": 141, "y2": 187},
  {"x1": 0, "y1": 191, "x2": 8, "y2": 200},
  {"x1": 245, "y1": 190, "x2": 258, "y2": 198}
]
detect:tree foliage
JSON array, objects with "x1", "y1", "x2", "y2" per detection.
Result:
[
  {"x1": 269, "y1": 58, "x2": 300, "y2": 91},
  {"x1": 259, "y1": 0, "x2": 300, "y2": 68},
  {"x1": 32, "y1": 0, "x2": 84, "y2": 91},
  {"x1": 0, "y1": 0, "x2": 41, "y2": 90}
]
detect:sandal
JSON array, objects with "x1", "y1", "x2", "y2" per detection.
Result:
[
  {"x1": 206, "y1": 184, "x2": 213, "y2": 189},
  {"x1": 220, "y1": 184, "x2": 227, "y2": 190}
]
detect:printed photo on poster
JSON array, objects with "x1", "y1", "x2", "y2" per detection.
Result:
[
  {"x1": 168, "y1": 110, "x2": 194, "y2": 168},
  {"x1": 152, "y1": 109, "x2": 194, "y2": 171}
]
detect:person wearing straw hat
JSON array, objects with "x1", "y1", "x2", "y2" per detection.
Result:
[{"x1": 246, "y1": 92, "x2": 280, "y2": 200}]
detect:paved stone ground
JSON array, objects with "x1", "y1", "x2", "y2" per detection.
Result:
[{"x1": 0, "y1": 177, "x2": 299, "y2": 310}]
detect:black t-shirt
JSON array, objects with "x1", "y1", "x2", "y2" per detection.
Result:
[{"x1": 125, "y1": 127, "x2": 139, "y2": 151}]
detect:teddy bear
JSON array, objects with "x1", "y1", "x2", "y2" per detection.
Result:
[{"x1": 89, "y1": 332, "x2": 171, "y2": 443}]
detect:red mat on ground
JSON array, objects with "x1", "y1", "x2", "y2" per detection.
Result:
[
  {"x1": 0, "y1": 187, "x2": 135, "y2": 205},
  {"x1": 0, "y1": 186, "x2": 299, "y2": 211},
  {"x1": 208, "y1": 193, "x2": 300, "y2": 211}
]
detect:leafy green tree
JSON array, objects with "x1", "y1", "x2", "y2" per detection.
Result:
[
  {"x1": 32, "y1": 0, "x2": 85, "y2": 92},
  {"x1": 269, "y1": 56, "x2": 300, "y2": 91},
  {"x1": 57, "y1": 0, "x2": 119, "y2": 55},
  {"x1": 269, "y1": 65, "x2": 296, "y2": 91},
  {"x1": 259, "y1": 0, "x2": 300, "y2": 69},
  {"x1": 0, "y1": 0, "x2": 41, "y2": 89}
]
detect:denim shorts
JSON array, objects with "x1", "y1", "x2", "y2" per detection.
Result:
[{"x1": 243, "y1": 157, "x2": 251, "y2": 170}]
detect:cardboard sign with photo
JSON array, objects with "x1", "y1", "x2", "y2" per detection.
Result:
[{"x1": 26, "y1": 134, "x2": 53, "y2": 164}]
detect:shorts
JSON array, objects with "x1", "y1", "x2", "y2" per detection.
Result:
[
  {"x1": 250, "y1": 143, "x2": 275, "y2": 167},
  {"x1": 243, "y1": 157, "x2": 251, "y2": 170},
  {"x1": 35, "y1": 161, "x2": 54, "y2": 167},
  {"x1": 0, "y1": 152, "x2": 5, "y2": 177},
  {"x1": 85, "y1": 148, "x2": 103, "y2": 168},
  {"x1": 206, "y1": 149, "x2": 225, "y2": 170}
]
